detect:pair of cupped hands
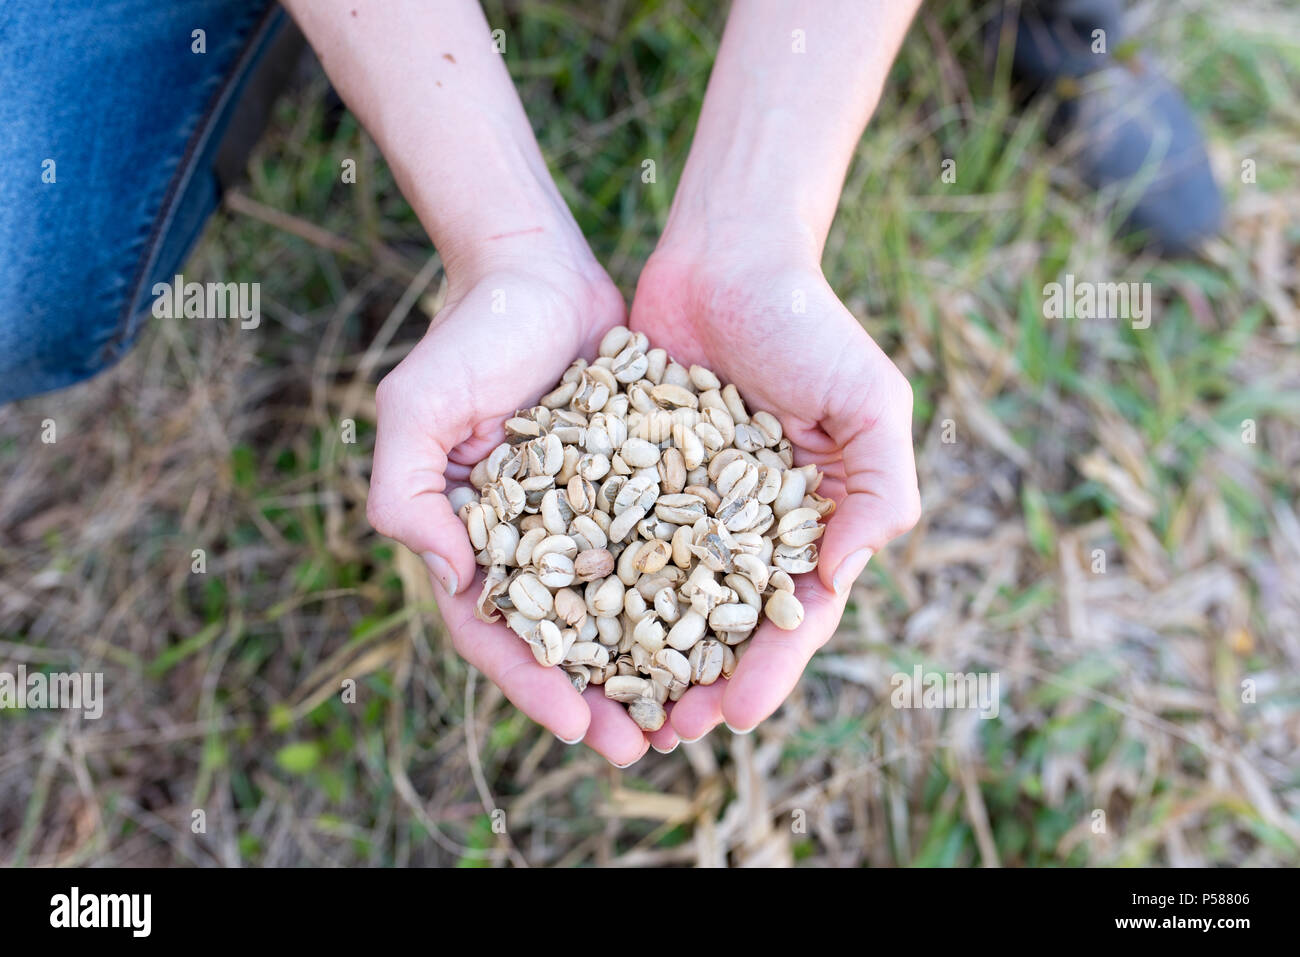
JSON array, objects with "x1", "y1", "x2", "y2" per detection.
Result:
[{"x1": 366, "y1": 226, "x2": 921, "y2": 766}]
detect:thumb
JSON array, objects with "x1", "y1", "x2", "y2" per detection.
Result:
[
  {"x1": 367, "y1": 383, "x2": 478, "y2": 596},
  {"x1": 816, "y1": 372, "x2": 920, "y2": 596}
]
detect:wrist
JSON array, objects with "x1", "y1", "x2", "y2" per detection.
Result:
[
  {"x1": 438, "y1": 225, "x2": 624, "y2": 345},
  {"x1": 444, "y1": 212, "x2": 605, "y2": 299},
  {"x1": 656, "y1": 108, "x2": 846, "y2": 266},
  {"x1": 655, "y1": 195, "x2": 823, "y2": 274},
  {"x1": 392, "y1": 126, "x2": 592, "y2": 298}
]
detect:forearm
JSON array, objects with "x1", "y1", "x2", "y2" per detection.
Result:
[
  {"x1": 282, "y1": 0, "x2": 587, "y2": 288},
  {"x1": 663, "y1": 0, "x2": 922, "y2": 260}
]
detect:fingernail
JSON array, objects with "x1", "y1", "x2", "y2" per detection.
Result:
[
  {"x1": 651, "y1": 741, "x2": 679, "y2": 754},
  {"x1": 725, "y1": 722, "x2": 755, "y2": 735},
  {"x1": 610, "y1": 758, "x2": 636, "y2": 769},
  {"x1": 677, "y1": 732, "x2": 707, "y2": 744},
  {"x1": 422, "y1": 552, "x2": 458, "y2": 596},
  {"x1": 833, "y1": 548, "x2": 873, "y2": 595},
  {"x1": 554, "y1": 732, "x2": 584, "y2": 745}
]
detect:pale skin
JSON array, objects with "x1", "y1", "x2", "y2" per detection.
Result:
[{"x1": 284, "y1": 0, "x2": 923, "y2": 765}]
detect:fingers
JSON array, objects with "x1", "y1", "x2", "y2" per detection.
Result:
[
  {"x1": 664, "y1": 579, "x2": 844, "y2": 739},
  {"x1": 668, "y1": 681, "x2": 727, "y2": 742},
  {"x1": 582, "y1": 688, "x2": 651, "y2": 766},
  {"x1": 432, "y1": 580, "x2": 592, "y2": 742},
  {"x1": 646, "y1": 709, "x2": 681, "y2": 754},
  {"x1": 652, "y1": 352, "x2": 914, "y2": 741},
  {"x1": 433, "y1": 577, "x2": 653, "y2": 764},
  {"x1": 816, "y1": 363, "x2": 920, "y2": 595},
  {"x1": 720, "y1": 576, "x2": 845, "y2": 732},
  {"x1": 367, "y1": 376, "x2": 478, "y2": 595}
]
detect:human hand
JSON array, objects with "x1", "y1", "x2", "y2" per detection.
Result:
[
  {"x1": 627, "y1": 239, "x2": 921, "y2": 741},
  {"x1": 611, "y1": 0, "x2": 922, "y2": 747},
  {"x1": 366, "y1": 250, "x2": 660, "y2": 766},
  {"x1": 282, "y1": 0, "x2": 668, "y2": 764}
]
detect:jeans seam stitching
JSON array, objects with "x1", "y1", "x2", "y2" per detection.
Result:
[{"x1": 110, "y1": 2, "x2": 281, "y2": 357}]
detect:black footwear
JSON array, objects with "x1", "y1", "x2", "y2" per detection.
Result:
[{"x1": 995, "y1": 0, "x2": 1222, "y2": 255}]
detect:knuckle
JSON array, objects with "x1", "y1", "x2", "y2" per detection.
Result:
[
  {"x1": 365, "y1": 488, "x2": 402, "y2": 539},
  {"x1": 890, "y1": 368, "x2": 914, "y2": 415},
  {"x1": 890, "y1": 489, "x2": 923, "y2": 538},
  {"x1": 374, "y1": 370, "x2": 404, "y2": 415}
]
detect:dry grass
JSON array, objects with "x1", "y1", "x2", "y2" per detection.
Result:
[{"x1": 1, "y1": 0, "x2": 1297, "y2": 866}]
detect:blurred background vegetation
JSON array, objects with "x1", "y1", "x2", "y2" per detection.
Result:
[{"x1": 1, "y1": 0, "x2": 1298, "y2": 866}]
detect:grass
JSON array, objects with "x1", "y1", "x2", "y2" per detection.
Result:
[{"x1": 1, "y1": 0, "x2": 1298, "y2": 866}]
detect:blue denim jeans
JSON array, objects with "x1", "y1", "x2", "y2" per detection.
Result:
[{"x1": 0, "y1": 1, "x2": 283, "y2": 404}]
